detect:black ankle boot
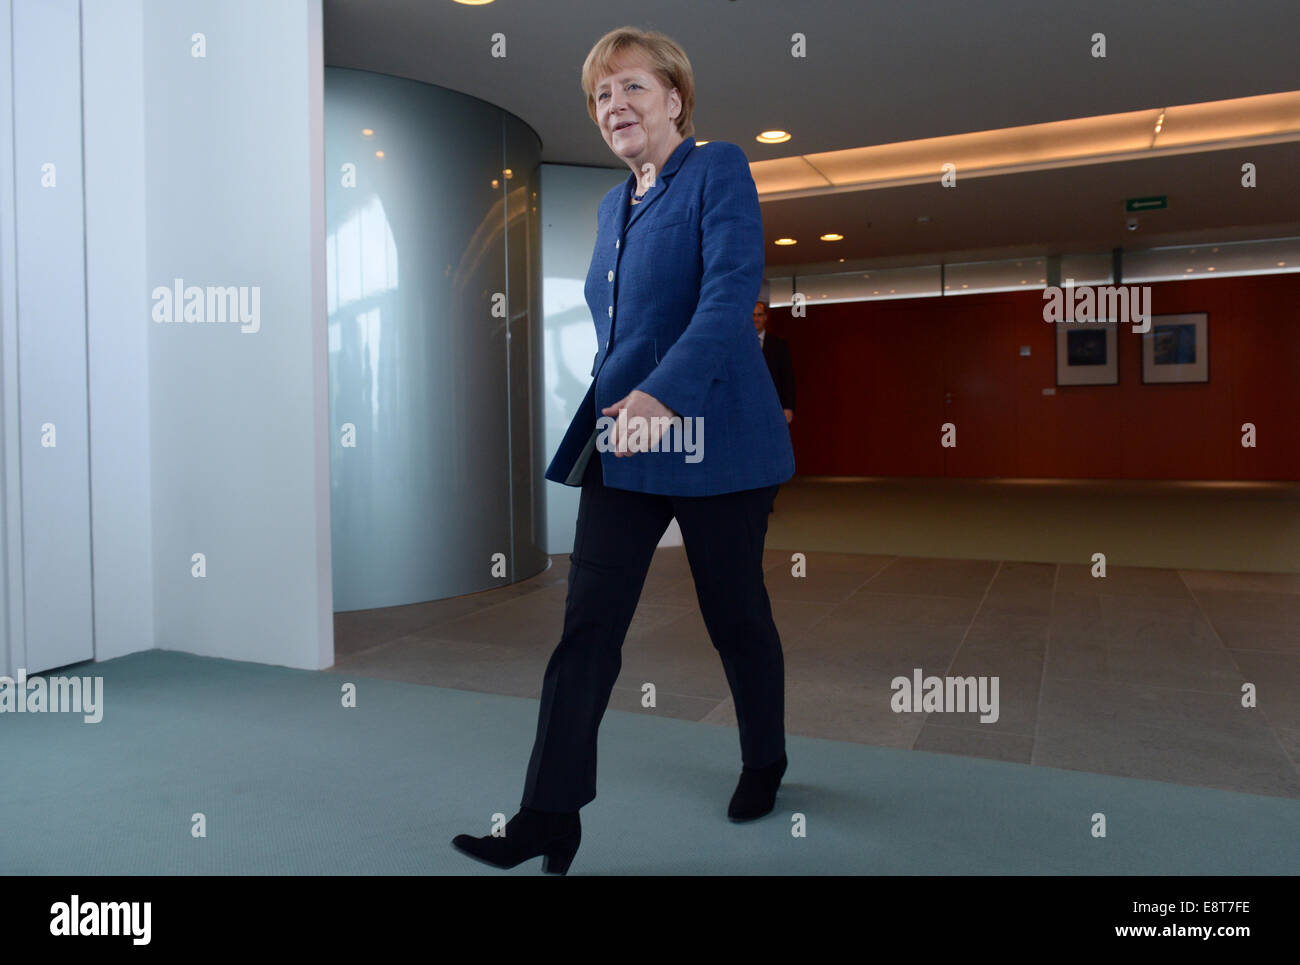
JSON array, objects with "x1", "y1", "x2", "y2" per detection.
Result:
[
  {"x1": 728, "y1": 752, "x2": 787, "y2": 821},
  {"x1": 452, "y1": 806, "x2": 582, "y2": 874}
]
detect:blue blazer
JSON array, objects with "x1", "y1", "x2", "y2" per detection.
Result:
[{"x1": 544, "y1": 137, "x2": 795, "y2": 497}]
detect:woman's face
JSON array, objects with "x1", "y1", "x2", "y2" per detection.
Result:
[{"x1": 593, "y1": 51, "x2": 681, "y2": 170}]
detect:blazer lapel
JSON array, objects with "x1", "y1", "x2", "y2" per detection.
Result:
[
  {"x1": 623, "y1": 136, "x2": 696, "y2": 233},
  {"x1": 612, "y1": 176, "x2": 630, "y2": 238}
]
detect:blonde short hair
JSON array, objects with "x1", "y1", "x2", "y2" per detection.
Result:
[{"x1": 580, "y1": 27, "x2": 695, "y2": 137}]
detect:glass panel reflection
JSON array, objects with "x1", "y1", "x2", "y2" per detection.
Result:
[{"x1": 325, "y1": 67, "x2": 543, "y2": 610}]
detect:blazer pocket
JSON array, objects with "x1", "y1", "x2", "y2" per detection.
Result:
[{"x1": 644, "y1": 209, "x2": 696, "y2": 232}]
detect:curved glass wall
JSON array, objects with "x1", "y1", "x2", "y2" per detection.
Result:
[{"x1": 325, "y1": 67, "x2": 546, "y2": 610}]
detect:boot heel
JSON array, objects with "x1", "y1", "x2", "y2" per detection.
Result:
[{"x1": 541, "y1": 832, "x2": 580, "y2": 875}]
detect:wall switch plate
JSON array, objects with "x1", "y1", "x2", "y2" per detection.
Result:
[{"x1": 1019, "y1": 345, "x2": 1031, "y2": 356}]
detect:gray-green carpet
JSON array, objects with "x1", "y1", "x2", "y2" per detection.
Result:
[{"x1": 2, "y1": 650, "x2": 1297, "y2": 875}]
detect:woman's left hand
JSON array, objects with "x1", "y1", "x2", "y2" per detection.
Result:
[{"x1": 601, "y1": 390, "x2": 677, "y2": 457}]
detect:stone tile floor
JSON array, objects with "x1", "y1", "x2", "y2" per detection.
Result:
[{"x1": 329, "y1": 551, "x2": 1300, "y2": 799}]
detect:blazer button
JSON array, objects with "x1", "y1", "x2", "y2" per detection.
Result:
[
  {"x1": 607, "y1": 270, "x2": 614, "y2": 282},
  {"x1": 607, "y1": 305, "x2": 613, "y2": 317}
]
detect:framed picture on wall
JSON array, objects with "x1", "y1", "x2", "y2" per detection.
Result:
[
  {"x1": 1142, "y1": 313, "x2": 1209, "y2": 383},
  {"x1": 1055, "y1": 321, "x2": 1118, "y2": 385}
]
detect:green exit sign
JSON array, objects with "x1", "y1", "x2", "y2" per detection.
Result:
[{"x1": 1125, "y1": 195, "x2": 1168, "y2": 212}]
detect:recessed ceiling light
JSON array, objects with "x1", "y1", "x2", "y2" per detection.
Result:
[
  {"x1": 820, "y1": 233, "x2": 843, "y2": 241},
  {"x1": 452, "y1": 0, "x2": 494, "y2": 5},
  {"x1": 756, "y1": 130, "x2": 791, "y2": 144},
  {"x1": 774, "y1": 237, "x2": 797, "y2": 245},
  {"x1": 749, "y1": 91, "x2": 1300, "y2": 201},
  {"x1": 375, "y1": 150, "x2": 385, "y2": 158},
  {"x1": 361, "y1": 128, "x2": 374, "y2": 137}
]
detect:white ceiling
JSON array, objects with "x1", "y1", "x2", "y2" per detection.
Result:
[{"x1": 323, "y1": 0, "x2": 1300, "y2": 267}]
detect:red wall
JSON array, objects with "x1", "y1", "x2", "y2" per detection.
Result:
[{"x1": 767, "y1": 273, "x2": 1300, "y2": 480}]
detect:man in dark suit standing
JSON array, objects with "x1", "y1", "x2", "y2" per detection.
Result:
[
  {"x1": 754, "y1": 298, "x2": 793, "y2": 513},
  {"x1": 754, "y1": 299, "x2": 794, "y2": 425}
]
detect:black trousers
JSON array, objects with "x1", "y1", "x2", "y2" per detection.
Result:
[{"x1": 521, "y1": 451, "x2": 784, "y2": 813}]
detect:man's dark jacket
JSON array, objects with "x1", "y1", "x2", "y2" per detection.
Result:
[{"x1": 761, "y1": 331, "x2": 795, "y2": 413}]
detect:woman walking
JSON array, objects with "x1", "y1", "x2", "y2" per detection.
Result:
[{"x1": 452, "y1": 26, "x2": 795, "y2": 874}]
